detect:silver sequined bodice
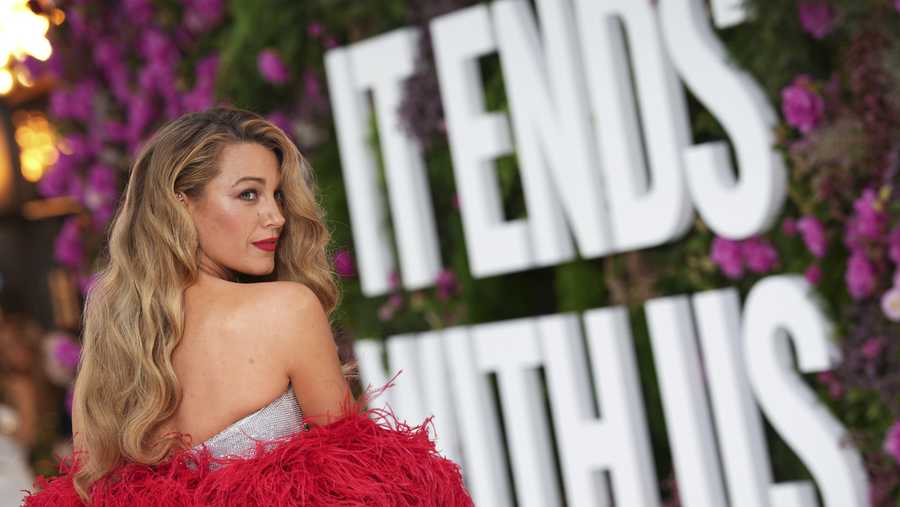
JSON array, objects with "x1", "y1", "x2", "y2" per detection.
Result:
[{"x1": 191, "y1": 383, "x2": 305, "y2": 461}]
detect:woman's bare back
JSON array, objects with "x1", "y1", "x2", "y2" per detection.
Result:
[{"x1": 154, "y1": 275, "x2": 291, "y2": 448}]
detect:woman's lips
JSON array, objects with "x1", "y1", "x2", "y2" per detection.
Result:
[{"x1": 252, "y1": 239, "x2": 277, "y2": 252}]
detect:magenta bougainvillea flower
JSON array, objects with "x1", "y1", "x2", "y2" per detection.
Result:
[
  {"x1": 54, "y1": 217, "x2": 84, "y2": 269},
  {"x1": 257, "y1": 48, "x2": 290, "y2": 85},
  {"x1": 710, "y1": 237, "x2": 744, "y2": 279},
  {"x1": 851, "y1": 188, "x2": 887, "y2": 241},
  {"x1": 182, "y1": 0, "x2": 224, "y2": 34},
  {"x1": 861, "y1": 337, "x2": 885, "y2": 360},
  {"x1": 797, "y1": 216, "x2": 827, "y2": 258},
  {"x1": 333, "y1": 249, "x2": 356, "y2": 278},
  {"x1": 53, "y1": 336, "x2": 82, "y2": 370},
  {"x1": 436, "y1": 268, "x2": 459, "y2": 300},
  {"x1": 781, "y1": 75, "x2": 825, "y2": 133},
  {"x1": 710, "y1": 236, "x2": 780, "y2": 279},
  {"x1": 846, "y1": 251, "x2": 876, "y2": 300},
  {"x1": 798, "y1": 1, "x2": 836, "y2": 39},
  {"x1": 742, "y1": 237, "x2": 780, "y2": 274},
  {"x1": 884, "y1": 422, "x2": 900, "y2": 464}
]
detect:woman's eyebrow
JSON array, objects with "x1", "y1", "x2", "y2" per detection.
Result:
[{"x1": 231, "y1": 176, "x2": 266, "y2": 187}]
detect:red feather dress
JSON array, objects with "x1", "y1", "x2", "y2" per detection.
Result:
[{"x1": 21, "y1": 375, "x2": 474, "y2": 506}]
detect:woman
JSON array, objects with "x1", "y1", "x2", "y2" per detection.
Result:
[{"x1": 23, "y1": 106, "x2": 472, "y2": 505}]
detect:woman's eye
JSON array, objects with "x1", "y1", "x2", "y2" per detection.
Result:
[
  {"x1": 275, "y1": 190, "x2": 284, "y2": 202},
  {"x1": 239, "y1": 189, "x2": 258, "y2": 201}
]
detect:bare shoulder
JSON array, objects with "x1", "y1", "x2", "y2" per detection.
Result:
[
  {"x1": 245, "y1": 281, "x2": 326, "y2": 336},
  {"x1": 245, "y1": 280, "x2": 351, "y2": 425}
]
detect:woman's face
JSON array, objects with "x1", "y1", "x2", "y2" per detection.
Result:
[{"x1": 184, "y1": 142, "x2": 286, "y2": 279}]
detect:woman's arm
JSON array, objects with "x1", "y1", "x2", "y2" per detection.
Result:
[{"x1": 271, "y1": 282, "x2": 354, "y2": 427}]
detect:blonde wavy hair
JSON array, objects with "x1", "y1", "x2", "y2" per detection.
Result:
[{"x1": 70, "y1": 106, "x2": 354, "y2": 501}]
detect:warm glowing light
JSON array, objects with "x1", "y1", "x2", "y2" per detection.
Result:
[
  {"x1": 0, "y1": 68, "x2": 12, "y2": 94},
  {"x1": 0, "y1": 117, "x2": 11, "y2": 209},
  {"x1": 49, "y1": 9, "x2": 65, "y2": 26},
  {"x1": 14, "y1": 66, "x2": 33, "y2": 86},
  {"x1": 12, "y1": 110, "x2": 59, "y2": 183},
  {"x1": 0, "y1": 0, "x2": 55, "y2": 95}
]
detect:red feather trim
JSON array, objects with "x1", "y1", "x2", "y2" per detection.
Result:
[{"x1": 23, "y1": 373, "x2": 474, "y2": 506}]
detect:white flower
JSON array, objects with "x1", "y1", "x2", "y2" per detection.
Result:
[{"x1": 880, "y1": 287, "x2": 900, "y2": 322}]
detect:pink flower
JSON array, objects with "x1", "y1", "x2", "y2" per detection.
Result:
[
  {"x1": 183, "y1": 0, "x2": 224, "y2": 33},
  {"x1": 195, "y1": 54, "x2": 219, "y2": 89},
  {"x1": 781, "y1": 75, "x2": 825, "y2": 134},
  {"x1": 741, "y1": 237, "x2": 779, "y2": 274},
  {"x1": 880, "y1": 287, "x2": 900, "y2": 321},
  {"x1": 257, "y1": 49, "x2": 290, "y2": 85},
  {"x1": 182, "y1": 85, "x2": 215, "y2": 112},
  {"x1": 333, "y1": 249, "x2": 356, "y2": 277},
  {"x1": 796, "y1": 216, "x2": 827, "y2": 257},
  {"x1": 798, "y1": 1, "x2": 836, "y2": 39},
  {"x1": 126, "y1": 93, "x2": 157, "y2": 143},
  {"x1": 53, "y1": 336, "x2": 82, "y2": 370},
  {"x1": 861, "y1": 337, "x2": 884, "y2": 360},
  {"x1": 846, "y1": 251, "x2": 876, "y2": 300},
  {"x1": 884, "y1": 421, "x2": 900, "y2": 465},
  {"x1": 124, "y1": 0, "x2": 154, "y2": 26},
  {"x1": 139, "y1": 28, "x2": 179, "y2": 65},
  {"x1": 105, "y1": 64, "x2": 132, "y2": 104},
  {"x1": 307, "y1": 22, "x2": 323, "y2": 38},
  {"x1": 804, "y1": 264, "x2": 822, "y2": 285},
  {"x1": 436, "y1": 268, "x2": 459, "y2": 300},
  {"x1": 38, "y1": 153, "x2": 79, "y2": 198},
  {"x1": 377, "y1": 293, "x2": 404, "y2": 321},
  {"x1": 54, "y1": 217, "x2": 84, "y2": 268},
  {"x1": 850, "y1": 188, "x2": 886, "y2": 241},
  {"x1": 93, "y1": 37, "x2": 122, "y2": 68},
  {"x1": 816, "y1": 371, "x2": 844, "y2": 399},
  {"x1": 389, "y1": 270, "x2": 401, "y2": 290},
  {"x1": 710, "y1": 237, "x2": 744, "y2": 279},
  {"x1": 895, "y1": 0, "x2": 900, "y2": 13},
  {"x1": 82, "y1": 164, "x2": 119, "y2": 226},
  {"x1": 50, "y1": 81, "x2": 97, "y2": 122}
]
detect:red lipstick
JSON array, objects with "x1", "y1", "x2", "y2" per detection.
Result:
[{"x1": 252, "y1": 237, "x2": 278, "y2": 252}]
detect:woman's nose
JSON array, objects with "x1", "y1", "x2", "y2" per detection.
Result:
[{"x1": 261, "y1": 201, "x2": 286, "y2": 229}]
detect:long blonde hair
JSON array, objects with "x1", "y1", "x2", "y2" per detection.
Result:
[{"x1": 71, "y1": 106, "x2": 350, "y2": 501}]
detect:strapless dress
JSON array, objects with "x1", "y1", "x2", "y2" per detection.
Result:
[{"x1": 190, "y1": 383, "x2": 306, "y2": 466}]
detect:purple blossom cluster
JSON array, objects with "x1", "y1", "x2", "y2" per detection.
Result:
[
  {"x1": 797, "y1": 1, "x2": 837, "y2": 39},
  {"x1": 257, "y1": 49, "x2": 290, "y2": 85},
  {"x1": 843, "y1": 188, "x2": 892, "y2": 301},
  {"x1": 399, "y1": 0, "x2": 479, "y2": 148},
  {"x1": 709, "y1": 236, "x2": 780, "y2": 280},
  {"x1": 885, "y1": 422, "x2": 900, "y2": 465},
  {"x1": 32, "y1": 0, "x2": 228, "y2": 275},
  {"x1": 333, "y1": 249, "x2": 356, "y2": 278},
  {"x1": 53, "y1": 217, "x2": 83, "y2": 268},
  {"x1": 781, "y1": 75, "x2": 825, "y2": 134}
]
